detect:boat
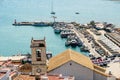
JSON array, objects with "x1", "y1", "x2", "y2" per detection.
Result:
[
  {"x1": 80, "y1": 45, "x2": 89, "y2": 52},
  {"x1": 75, "y1": 12, "x2": 79, "y2": 14},
  {"x1": 32, "y1": 22, "x2": 50, "y2": 26},
  {"x1": 65, "y1": 39, "x2": 78, "y2": 47},
  {"x1": 54, "y1": 27, "x2": 61, "y2": 33},
  {"x1": 70, "y1": 39, "x2": 78, "y2": 47},
  {"x1": 65, "y1": 40, "x2": 71, "y2": 47},
  {"x1": 65, "y1": 34, "x2": 83, "y2": 47},
  {"x1": 51, "y1": 11, "x2": 56, "y2": 15},
  {"x1": 60, "y1": 30, "x2": 75, "y2": 38}
]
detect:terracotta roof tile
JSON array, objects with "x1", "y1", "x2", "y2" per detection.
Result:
[{"x1": 48, "y1": 49, "x2": 93, "y2": 71}]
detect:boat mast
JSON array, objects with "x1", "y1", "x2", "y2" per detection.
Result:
[
  {"x1": 51, "y1": 0, "x2": 53, "y2": 12},
  {"x1": 51, "y1": 0, "x2": 55, "y2": 15}
]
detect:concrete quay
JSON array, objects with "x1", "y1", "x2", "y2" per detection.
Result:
[
  {"x1": 87, "y1": 29, "x2": 112, "y2": 56},
  {"x1": 87, "y1": 29, "x2": 120, "y2": 55},
  {"x1": 71, "y1": 27, "x2": 101, "y2": 57}
]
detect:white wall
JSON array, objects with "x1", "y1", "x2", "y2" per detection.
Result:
[
  {"x1": 93, "y1": 71, "x2": 116, "y2": 80},
  {"x1": 48, "y1": 61, "x2": 93, "y2": 80},
  {"x1": 93, "y1": 71, "x2": 107, "y2": 80},
  {"x1": 0, "y1": 70, "x2": 10, "y2": 80}
]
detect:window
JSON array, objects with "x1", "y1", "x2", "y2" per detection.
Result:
[
  {"x1": 39, "y1": 43, "x2": 45, "y2": 47},
  {"x1": 70, "y1": 63, "x2": 72, "y2": 66},
  {"x1": 36, "y1": 49, "x2": 41, "y2": 61}
]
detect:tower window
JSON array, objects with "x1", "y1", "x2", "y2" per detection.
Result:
[
  {"x1": 36, "y1": 51, "x2": 41, "y2": 57},
  {"x1": 39, "y1": 43, "x2": 45, "y2": 47},
  {"x1": 36, "y1": 49, "x2": 41, "y2": 61}
]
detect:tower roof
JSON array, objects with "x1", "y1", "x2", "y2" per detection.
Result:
[
  {"x1": 30, "y1": 38, "x2": 46, "y2": 48},
  {"x1": 48, "y1": 49, "x2": 94, "y2": 71}
]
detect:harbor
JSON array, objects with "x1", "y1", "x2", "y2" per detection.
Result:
[
  {"x1": 52, "y1": 21, "x2": 120, "y2": 78},
  {"x1": 9, "y1": 20, "x2": 120, "y2": 59},
  {"x1": 0, "y1": 0, "x2": 120, "y2": 79},
  {"x1": 52, "y1": 21, "x2": 120, "y2": 57},
  {"x1": 1, "y1": 20, "x2": 120, "y2": 78}
]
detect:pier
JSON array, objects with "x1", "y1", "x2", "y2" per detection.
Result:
[
  {"x1": 12, "y1": 20, "x2": 53, "y2": 27},
  {"x1": 71, "y1": 26, "x2": 101, "y2": 57}
]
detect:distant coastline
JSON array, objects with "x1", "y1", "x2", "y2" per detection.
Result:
[{"x1": 110, "y1": 0, "x2": 120, "y2": 1}]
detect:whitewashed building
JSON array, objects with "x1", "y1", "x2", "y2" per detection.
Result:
[
  {"x1": 0, "y1": 69, "x2": 11, "y2": 80},
  {"x1": 47, "y1": 49, "x2": 116, "y2": 80}
]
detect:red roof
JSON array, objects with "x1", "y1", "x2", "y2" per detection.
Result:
[{"x1": 48, "y1": 75, "x2": 64, "y2": 80}]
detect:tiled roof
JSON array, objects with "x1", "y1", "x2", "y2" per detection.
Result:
[
  {"x1": 93, "y1": 64, "x2": 109, "y2": 77},
  {"x1": 47, "y1": 49, "x2": 110, "y2": 77},
  {"x1": 14, "y1": 75, "x2": 35, "y2": 80},
  {"x1": 48, "y1": 49, "x2": 94, "y2": 71}
]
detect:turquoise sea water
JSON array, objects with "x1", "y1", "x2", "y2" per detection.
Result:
[{"x1": 0, "y1": 0, "x2": 120, "y2": 56}]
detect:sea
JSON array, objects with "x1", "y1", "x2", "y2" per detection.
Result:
[{"x1": 0, "y1": 0, "x2": 120, "y2": 56}]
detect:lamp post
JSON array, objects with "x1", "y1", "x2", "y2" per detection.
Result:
[{"x1": 52, "y1": 16, "x2": 57, "y2": 23}]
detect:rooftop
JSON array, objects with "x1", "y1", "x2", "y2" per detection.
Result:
[
  {"x1": 13, "y1": 74, "x2": 74, "y2": 80},
  {"x1": 99, "y1": 35, "x2": 120, "y2": 52},
  {"x1": 14, "y1": 75, "x2": 35, "y2": 80},
  {"x1": 42, "y1": 74, "x2": 74, "y2": 80},
  {"x1": 48, "y1": 49, "x2": 94, "y2": 71},
  {"x1": 0, "y1": 56, "x2": 27, "y2": 61},
  {"x1": 48, "y1": 49, "x2": 109, "y2": 77},
  {"x1": 30, "y1": 38, "x2": 46, "y2": 48},
  {"x1": 0, "y1": 72, "x2": 6, "y2": 79}
]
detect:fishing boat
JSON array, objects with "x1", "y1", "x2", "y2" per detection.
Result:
[
  {"x1": 65, "y1": 34, "x2": 83, "y2": 47},
  {"x1": 54, "y1": 27, "x2": 61, "y2": 33},
  {"x1": 60, "y1": 30, "x2": 75, "y2": 38},
  {"x1": 80, "y1": 45, "x2": 90, "y2": 52},
  {"x1": 32, "y1": 22, "x2": 50, "y2": 26}
]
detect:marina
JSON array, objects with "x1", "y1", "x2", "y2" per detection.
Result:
[{"x1": 52, "y1": 21, "x2": 120, "y2": 57}]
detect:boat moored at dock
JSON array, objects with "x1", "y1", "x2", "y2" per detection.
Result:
[
  {"x1": 80, "y1": 45, "x2": 90, "y2": 52},
  {"x1": 60, "y1": 30, "x2": 75, "y2": 38},
  {"x1": 32, "y1": 22, "x2": 52, "y2": 26},
  {"x1": 65, "y1": 34, "x2": 83, "y2": 47},
  {"x1": 54, "y1": 27, "x2": 61, "y2": 33}
]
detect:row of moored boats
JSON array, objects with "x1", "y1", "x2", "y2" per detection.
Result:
[{"x1": 53, "y1": 22, "x2": 90, "y2": 52}]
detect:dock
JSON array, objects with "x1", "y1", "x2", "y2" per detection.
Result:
[{"x1": 71, "y1": 26, "x2": 101, "y2": 57}]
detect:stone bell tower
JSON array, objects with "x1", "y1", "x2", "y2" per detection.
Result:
[{"x1": 30, "y1": 37, "x2": 47, "y2": 76}]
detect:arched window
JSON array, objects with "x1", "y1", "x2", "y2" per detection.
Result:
[{"x1": 36, "y1": 49, "x2": 41, "y2": 61}]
